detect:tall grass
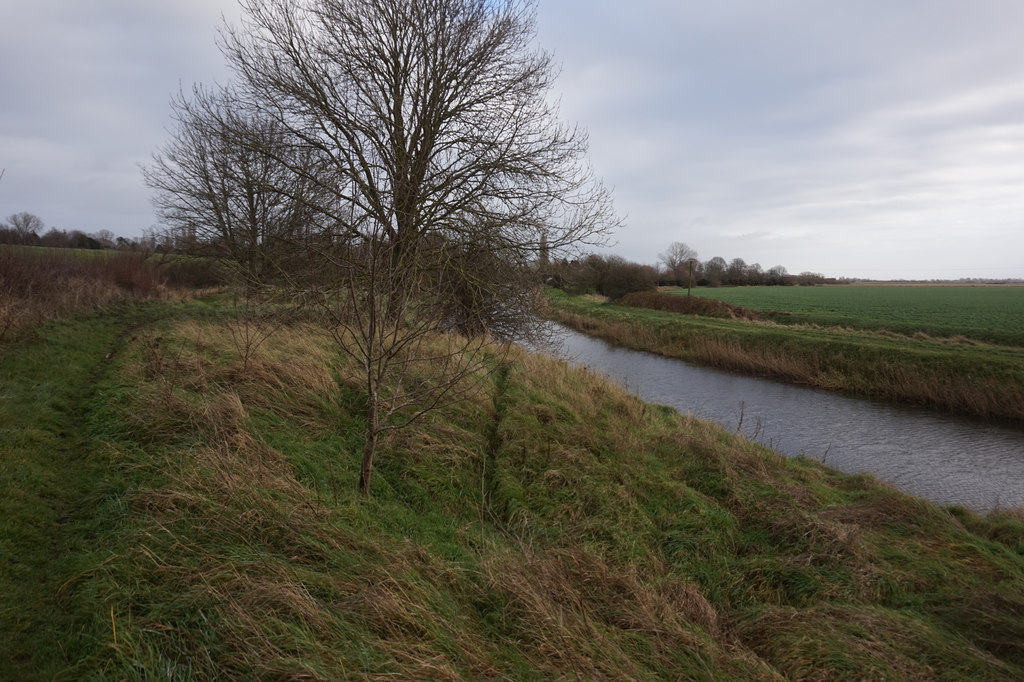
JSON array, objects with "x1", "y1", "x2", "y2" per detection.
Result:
[
  {"x1": 4, "y1": 299, "x2": 1024, "y2": 678},
  {"x1": 0, "y1": 247, "x2": 225, "y2": 340}
]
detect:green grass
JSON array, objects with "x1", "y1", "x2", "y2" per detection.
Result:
[
  {"x1": 674, "y1": 285, "x2": 1024, "y2": 346},
  {"x1": 547, "y1": 288, "x2": 1024, "y2": 421},
  {"x1": 0, "y1": 299, "x2": 224, "y2": 678},
  {"x1": 3, "y1": 298, "x2": 1024, "y2": 679}
]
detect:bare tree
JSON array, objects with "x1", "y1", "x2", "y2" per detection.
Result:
[
  {"x1": 703, "y1": 256, "x2": 728, "y2": 288},
  {"x1": 220, "y1": 0, "x2": 614, "y2": 290},
  {"x1": 308, "y1": 227, "x2": 498, "y2": 495},
  {"x1": 767, "y1": 265, "x2": 789, "y2": 286},
  {"x1": 6, "y1": 212, "x2": 45, "y2": 240},
  {"x1": 143, "y1": 85, "x2": 324, "y2": 286},
  {"x1": 213, "y1": 0, "x2": 616, "y2": 494},
  {"x1": 659, "y1": 241, "x2": 699, "y2": 294}
]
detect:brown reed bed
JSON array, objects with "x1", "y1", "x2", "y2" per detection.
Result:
[{"x1": 0, "y1": 247, "x2": 224, "y2": 340}]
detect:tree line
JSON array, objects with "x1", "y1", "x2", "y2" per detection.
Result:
[
  {"x1": 544, "y1": 241, "x2": 829, "y2": 301},
  {"x1": 0, "y1": 211, "x2": 164, "y2": 251},
  {"x1": 0, "y1": 212, "x2": 110, "y2": 250}
]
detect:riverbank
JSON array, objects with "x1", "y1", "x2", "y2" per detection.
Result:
[
  {"x1": 544, "y1": 288, "x2": 1024, "y2": 422},
  {"x1": 3, "y1": 299, "x2": 1024, "y2": 678}
]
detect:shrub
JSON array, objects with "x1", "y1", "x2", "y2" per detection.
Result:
[{"x1": 620, "y1": 290, "x2": 761, "y2": 320}]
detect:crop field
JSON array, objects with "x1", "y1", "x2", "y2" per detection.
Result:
[{"x1": 673, "y1": 285, "x2": 1024, "y2": 346}]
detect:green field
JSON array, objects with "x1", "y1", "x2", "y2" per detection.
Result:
[{"x1": 674, "y1": 285, "x2": 1024, "y2": 346}]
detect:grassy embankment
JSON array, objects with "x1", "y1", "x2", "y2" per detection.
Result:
[
  {"x1": 544, "y1": 287, "x2": 1024, "y2": 422},
  {"x1": 3, "y1": 289, "x2": 1024, "y2": 678}
]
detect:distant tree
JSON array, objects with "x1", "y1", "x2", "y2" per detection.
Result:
[
  {"x1": 727, "y1": 257, "x2": 748, "y2": 285},
  {"x1": 69, "y1": 231, "x2": 102, "y2": 250},
  {"x1": 703, "y1": 256, "x2": 728, "y2": 287},
  {"x1": 766, "y1": 265, "x2": 789, "y2": 285},
  {"x1": 38, "y1": 229, "x2": 68, "y2": 249},
  {"x1": 747, "y1": 263, "x2": 764, "y2": 285},
  {"x1": 93, "y1": 229, "x2": 116, "y2": 248},
  {"x1": 5, "y1": 212, "x2": 44, "y2": 241},
  {"x1": 796, "y1": 271, "x2": 827, "y2": 286},
  {"x1": 658, "y1": 241, "x2": 699, "y2": 288}
]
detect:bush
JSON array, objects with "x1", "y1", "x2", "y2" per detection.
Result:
[
  {"x1": 619, "y1": 290, "x2": 761, "y2": 320},
  {"x1": 551, "y1": 254, "x2": 657, "y2": 300},
  {"x1": 599, "y1": 257, "x2": 658, "y2": 300},
  {"x1": 159, "y1": 257, "x2": 229, "y2": 289}
]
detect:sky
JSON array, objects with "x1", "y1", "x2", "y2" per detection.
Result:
[{"x1": 2, "y1": 1, "x2": 1023, "y2": 280}]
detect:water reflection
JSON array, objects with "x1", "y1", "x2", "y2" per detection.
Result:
[{"x1": 542, "y1": 325, "x2": 1024, "y2": 511}]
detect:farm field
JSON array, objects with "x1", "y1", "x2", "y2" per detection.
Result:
[{"x1": 672, "y1": 285, "x2": 1024, "y2": 347}]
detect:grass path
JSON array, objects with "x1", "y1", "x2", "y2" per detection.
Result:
[{"x1": 0, "y1": 304, "x2": 196, "y2": 679}]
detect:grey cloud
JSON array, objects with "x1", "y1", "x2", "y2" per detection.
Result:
[
  {"x1": 1, "y1": 0, "x2": 1021, "y2": 278},
  {"x1": 537, "y1": 0, "x2": 1024, "y2": 277}
]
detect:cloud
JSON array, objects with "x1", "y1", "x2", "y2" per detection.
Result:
[
  {"x1": 0, "y1": 0, "x2": 239, "y2": 233},
  {"x1": 1, "y1": 0, "x2": 1021, "y2": 278},
  {"x1": 536, "y1": 0, "x2": 1024, "y2": 277}
]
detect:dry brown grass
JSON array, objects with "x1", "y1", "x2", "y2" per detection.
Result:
[
  {"x1": 482, "y1": 545, "x2": 729, "y2": 680},
  {"x1": 59, "y1": 299, "x2": 1024, "y2": 679},
  {"x1": 734, "y1": 605, "x2": 952, "y2": 681},
  {"x1": 0, "y1": 248, "x2": 220, "y2": 340}
]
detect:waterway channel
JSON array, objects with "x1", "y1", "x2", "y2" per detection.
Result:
[{"x1": 543, "y1": 325, "x2": 1024, "y2": 512}]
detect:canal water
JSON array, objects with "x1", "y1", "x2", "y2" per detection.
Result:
[{"x1": 543, "y1": 325, "x2": 1024, "y2": 512}]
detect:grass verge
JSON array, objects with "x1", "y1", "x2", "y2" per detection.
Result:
[{"x1": 2, "y1": 297, "x2": 1023, "y2": 679}]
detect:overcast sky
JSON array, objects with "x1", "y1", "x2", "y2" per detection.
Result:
[{"x1": 2, "y1": 1, "x2": 1023, "y2": 280}]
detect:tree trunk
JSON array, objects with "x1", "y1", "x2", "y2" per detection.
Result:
[{"x1": 359, "y1": 392, "x2": 378, "y2": 496}]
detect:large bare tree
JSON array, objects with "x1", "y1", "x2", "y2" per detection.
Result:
[
  {"x1": 188, "y1": 0, "x2": 617, "y2": 495},
  {"x1": 142, "y1": 85, "x2": 323, "y2": 286},
  {"x1": 5, "y1": 212, "x2": 45, "y2": 241},
  {"x1": 659, "y1": 241, "x2": 699, "y2": 293},
  {"x1": 219, "y1": 0, "x2": 614, "y2": 285}
]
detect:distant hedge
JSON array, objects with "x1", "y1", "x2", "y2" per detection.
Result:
[{"x1": 619, "y1": 290, "x2": 762, "y2": 320}]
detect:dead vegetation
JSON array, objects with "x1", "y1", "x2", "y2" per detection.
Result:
[{"x1": 0, "y1": 247, "x2": 225, "y2": 340}]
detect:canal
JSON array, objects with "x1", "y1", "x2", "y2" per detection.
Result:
[{"x1": 545, "y1": 325, "x2": 1024, "y2": 511}]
